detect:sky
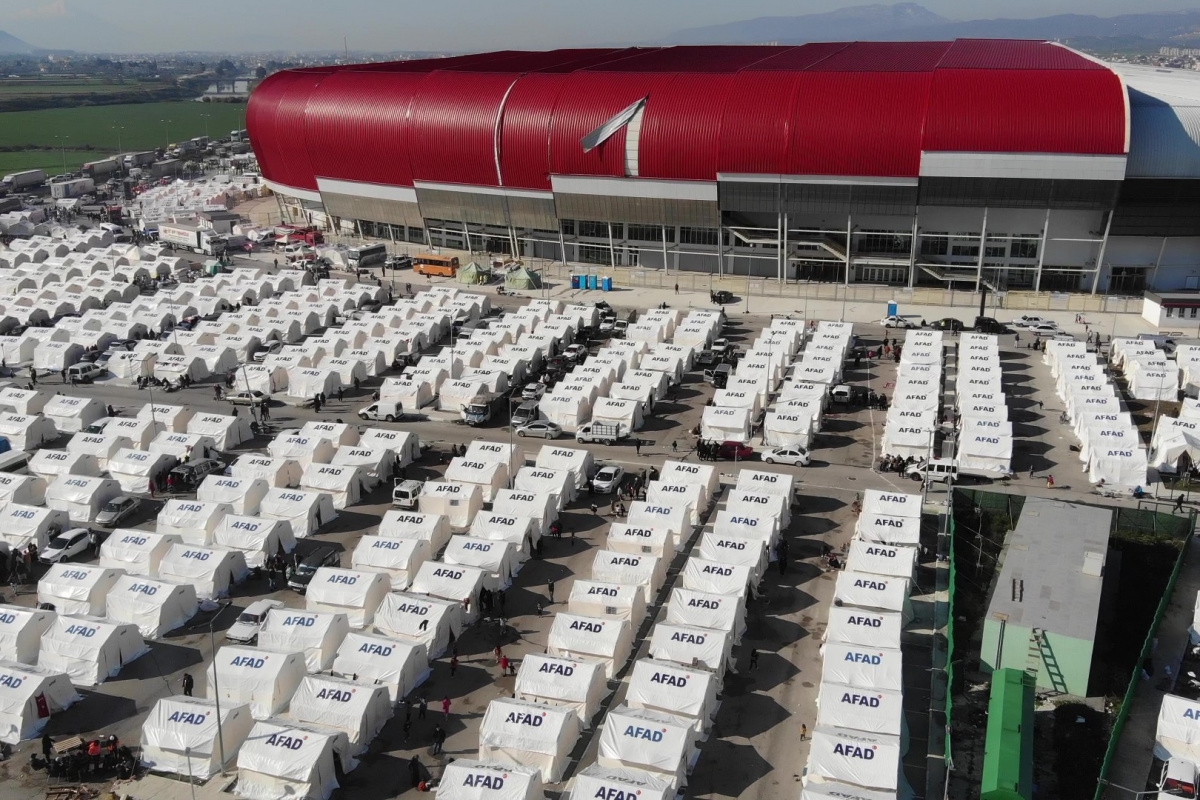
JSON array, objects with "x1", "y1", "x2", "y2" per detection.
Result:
[{"x1": 4, "y1": 0, "x2": 1199, "y2": 53}]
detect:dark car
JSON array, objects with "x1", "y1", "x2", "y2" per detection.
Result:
[
  {"x1": 930, "y1": 317, "x2": 965, "y2": 332},
  {"x1": 716, "y1": 441, "x2": 755, "y2": 460},
  {"x1": 974, "y1": 316, "x2": 1009, "y2": 334},
  {"x1": 696, "y1": 350, "x2": 719, "y2": 367},
  {"x1": 166, "y1": 458, "x2": 225, "y2": 491},
  {"x1": 288, "y1": 548, "x2": 341, "y2": 592},
  {"x1": 713, "y1": 290, "x2": 734, "y2": 305}
]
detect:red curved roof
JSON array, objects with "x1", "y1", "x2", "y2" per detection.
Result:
[{"x1": 246, "y1": 41, "x2": 1128, "y2": 193}]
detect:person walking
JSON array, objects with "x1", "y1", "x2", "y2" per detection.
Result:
[
  {"x1": 547, "y1": 580, "x2": 555, "y2": 604},
  {"x1": 1046, "y1": 474, "x2": 1055, "y2": 489},
  {"x1": 674, "y1": 283, "x2": 679, "y2": 294},
  {"x1": 88, "y1": 528, "x2": 100, "y2": 556},
  {"x1": 635, "y1": 439, "x2": 642, "y2": 456},
  {"x1": 441, "y1": 696, "x2": 452, "y2": 719},
  {"x1": 1177, "y1": 494, "x2": 1186, "y2": 513},
  {"x1": 449, "y1": 655, "x2": 458, "y2": 677},
  {"x1": 500, "y1": 654, "x2": 509, "y2": 677},
  {"x1": 409, "y1": 755, "x2": 422, "y2": 788},
  {"x1": 42, "y1": 733, "x2": 52, "y2": 762},
  {"x1": 182, "y1": 673, "x2": 194, "y2": 697},
  {"x1": 402, "y1": 716, "x2": 412, "y2": 743},
  {"x1": 800, "y1": 724, "x2": 808, "y2": 741},
  {"x1": 418, "y1": 696, "x2": 427, "y2": 719},
  {"x1": 749, "y1": 649, "x2": 759, "y2": 671},
  {"x1": 432, "y1": 724, "x2": 446, "y2": 756}
]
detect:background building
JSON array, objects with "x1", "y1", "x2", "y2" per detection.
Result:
[{"x1": 246, "y1": 40, "x2": 1200, "y2": 295}]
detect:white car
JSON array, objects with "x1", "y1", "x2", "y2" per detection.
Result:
[
  {"x1": 358, "y1": 401, "x2": 404, "y2": 422},
  {"x1": 226, "y1": 599, "x2": 285, "y2": 644},
  {"x1": 1011, "y1": 315, "x2": 1049, "y2": 329},
  {"x1": 251, "y1": 341, "x2": 284, "y2": 362},
  {"x1": 515, "y1": 420, "x2": 561, "y2": 439},
  {"x1": 591, "y1": 465, "x2": 625, "y2": 494},
  {"x1": 521, "y1": 382, "x2": 546, "y2": 401},
  {"x1": 879, "y1": 316, "x2": 916, "y2": 328},
  {"x1": 39, "y1": 528, "x2": 95, "y2": 564},
  {"x1": 762, "y1": 447, "x2": 811, "y2": 466},
  {"x1": 1030, "y1": 323, "x2": 1061, "y2": 337},
  {"x1": 564, "y1": 344, "x2": 588, "y2": 363}
]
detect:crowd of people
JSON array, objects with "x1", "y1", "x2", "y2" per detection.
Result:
[{"x1": 36, "y1": 733, "x2": 137, "y2": 781}]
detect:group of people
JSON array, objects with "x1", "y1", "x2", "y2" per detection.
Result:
[
  {"x1": 37, "y1": 734, "x2": 136, "y2": 781},
  {"x1": 695, "y1": 439, "x2": 727, "y2": 461},
  {"x1": 4, "y1": 542, "x2": 39, "y2": 587},
  {"x1": 479, "y1": 586, "x2": 507, "y2": 618},
  {"x1": 878, "y1": 454, "x2": 920, "y2": 475}
]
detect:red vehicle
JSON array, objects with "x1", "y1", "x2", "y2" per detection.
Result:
[
  {"x1": 275, "y1": 225, "x2": 324, "y2": 247},
  {"x1": 717, "y1": 441, "x2": 755, "y2": 460}
]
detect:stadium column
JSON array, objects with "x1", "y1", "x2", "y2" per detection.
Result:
[
  {"x1": 1034, "y1": 209, "x2": 1050, "y2": 293},
  {"x1": 1150, "y1": 237, "x2": 1168, "y2": 291},
  {"x1": 844, "y1": 213, "x2": 852, "y2": 286},
  {"x1": 1091, "y1": 210, "x2": 1113, "y2": 295},
  {"x1": 907, "y1": 212, "x2": 919, "y2": 289},
  {"x1": 661, "y1": 226, "x2": 669, "y2": 273},
  {"x1": 975, "y1": 207, "x2": 988, "y2": 293},
  {"x1": 607, "y1": 223, "x2": 616, "y2": 268},
  {"x1": 557, "y1": 227, "x2": 567, "y2": 265},
  {"x1": 779, "y1": 212, "x2": 788, "y2": 285}
]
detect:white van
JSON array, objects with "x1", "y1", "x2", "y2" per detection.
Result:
[
  {"x1": 392, "y1": 479, "x2": 422, "y2": 509},
  {"x1": 359, "y1": 400, "x2": 404, "y2": 422},
  {"x1": 906, "y1": 458, "x2": 958, "y2": 483}
]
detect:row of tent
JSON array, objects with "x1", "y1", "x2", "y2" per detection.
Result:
[
  {"x1": 801, "y1": 489, "x2": 923, "y2": 799},
  {"x1": 1110, "y1": 337, "x2": 1179, "y2": 402},
  {"x1": 953, "y1": 334, "x2": 1014, "y2": 476},
  {"x1": 881, "y1": 329, "x2": 945, "y2": 459},
  {"x1": 1045, "y1": 340, "x2": 1148, "y2": 488},
  {"x1": 134, "y1": 174, "x2": 267, "y2": 226},
  {"x1": 759, "y1": 320, "x2": 854, "y2": 449},
  {"x1": 1150, "y1": 397, "x2": 1200, "y2": 474}
]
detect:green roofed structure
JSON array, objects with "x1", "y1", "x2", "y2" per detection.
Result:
[
  {"x1": 981, "y1": 668, "x2": 1035, "y2": 800},
  {"x1": 458, "y1": 261, "x2": 489, "y2": 285},
  {"x1": 504, "y1": 265, "x2": 542, "y2": 291}
]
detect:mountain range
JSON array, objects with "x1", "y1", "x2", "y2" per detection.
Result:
[
  {"x1": 670, "y1": 3, "x2": 1200, "y2": 47},
  {"x1": 0, "y1": 30, "x2": 40, "y2": 54}
]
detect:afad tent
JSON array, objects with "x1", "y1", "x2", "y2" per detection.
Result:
[
  {"x1": 259, "y1": 488, "x2": 337, "y2": 539},
  {"x1": 257, "y1": 609, "x2": 350, "y2": 672},
  {"x1": 591, "y1": 550, "x2": 664, "y2": 606},
  {"x1": 137, "y1": 403, "x2": 194, "y2": 433},
  {"x1": 547, "y1": 613, "x2": 633, "y2": 680},
  {"x1": 37, "y1": 563, "x2": 123, "y2": 616},
  {"x1": 357, "y1": 427, "x2": 421, "y2": 467},
  {"x1": 0, "y1": 413, "x2": 56, "y2": 450},
  {"x1": 445, "y1": 458, "x2": 509, "y2": 505},
  {"x1": 29, "y1": 450, "x2": 101, "y2": 484},
  {"x1": 0, "y1": 503, "x2": 70, "y2": 551},
  {"x1": 820, "y1": 642, "x2": 903, "y2": 693},
  {"x1": 39, "y1": 615, "x2": 148, "y2": 686},
  {"x1": 648, "y1": 622, "x2": 733, "y2": 678},
  {"x1": 438, "y1": 759, "x2": 546, "y2": 800},
  {"x1": 443, "y1": 536, "x2": 520, "y2": 591},
  {"x1": 207, "y1": 646, "x2": 307, "y2": 721},
  {"x1": 45, "y1": 475, "x2": 121, "y2": 525},
  {"x1": 606, "y1": 523, "x2": 676, "y2": 559},
  {"x1": 665, "y1": 587, "x2": 746, "y2": 646},
  {"x1": 107, "y1": 448, "x2": 178, "y2": 494},
  {"x1": 350, "y1": 536, "x2": 430, "y2": 591},
  {"x1": 565, "y1": 765, "x2": 674, "y2": 800},
  {"x1": 231, "y1": 454, "x2": 303, "y2": 488},
  {"x1": 300, "y1": 463, "x2": 367, "y2": 509},
  {"x1": 373, "y1": 592, "x2": 462, "y2": 659},
  {"x1": 287, "y1": 674, "x2": 392, "y2": 752},
  {"x1": 491, "y1": 489, "x2": 557, "y2": 545},
  {"x1": 646, "y1": 481, "x2": 706, "y2": 527},
  {"x1": 331, "y1": 632, "x2": 430, "y2": 704},
  {"x1": 596, "y1": 704, "x2": 699, "y2": 791},
  {"x1": 419, "y1": 481, "x2": 484, "y2": 529},
  {"x1": 567, "y1": 580, "x2": 647, "y2": 625},
  {"x1": 105, "y1": 575, "x2": 198, "y2": 638},
  {"x1": 331, "y1": 445, "x2": 392, "y2": 489},
  {"x1": 236, "y1": 720, "x2": 357, "y2": 800},
  {"x1": 514, "y1": 653, "x2": 608, "y2": 729},
  {"x1": 0, "y1": 604, "x2": 55, "y2": 665},
  {"x1": 681, "y1": 558, "x2": 755, "y2": 599},
  {"x1": 697, "y1": 531, "x2": 766, "y2": 584},
  {"x1": 378, "y1": 510, "x2": 453, "y2": 553},
  {"x1": 305, "y1": 567, "x2": 391, "y2": 628},
  {"x1": 846, "y1": 540, "x2": 917, "y2": 581},
  {"x1": 213, "y1": 516, "x2": 296, "y2": 570},
  {"x1": 156, "y1": 544, "x2": 249, "y2": 601},
  {"x1": 99, "y1": 530, "x2": 180, "y2": 576},
  {"x1": 268, "y1": 431, "x2": 337, "y2": 471},
  {"x1": 43, "y1": 394, "x2": 105, "y2": 434},
  {"x1": 823, "y1": 607, "x2": 903, "y2": 651},
  {"x1": 187, "y1": 412, "x2": 253, "y2": 450},
  {"x1": 140, "y1": 696, "x2": 255, "y2": 780},
  {"x1": 625, "y1": 658, "x2": 719, "y2": 735},
  {"x1": 513, "y1": 466, "x2": 577, "y2": 510},
  {"x1": 805, "y1": 727, "x2": 903, "y2": 793},
  {"x1": 478, "y1": 696, "x2": 581, "y2": 783},
  {"x1": 157, "y1": 499, "x2": 233, "y2": 545},
  {"x1": 65, "y1": 432, "x2": 131, "y2": 473},
  {"x1": 626, "y1": 500, "x2": 692, "y2": 544},
  {"x1": 834, "y1": 571, "x2": 914, "y2": 625},
  {"x1": 410, "y1": 561, "x2": 486, "y2": 626},
  {"x1": 816, "y1": 681, "x2": 905, "y2": 738},
  {"x1": 0, "y1": 661, "x2": 80, "y2": 743}
]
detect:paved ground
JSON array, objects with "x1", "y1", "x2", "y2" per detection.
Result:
[{"x1": 0, "y1": 250, "x2": 1185, "y2": 800}]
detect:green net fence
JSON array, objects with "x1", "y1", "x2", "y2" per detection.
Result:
[{"x1": 946, "y1": 509, "x2": 957, "y2": 769}]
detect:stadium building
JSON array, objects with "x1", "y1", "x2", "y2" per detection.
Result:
[{"x1": 247, "y1": 40, "x2": 1200, "y2": 296}]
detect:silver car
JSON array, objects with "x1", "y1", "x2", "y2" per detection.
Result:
[{"x1": 515, "y1": 421, "x2": 561, "y2": 439}]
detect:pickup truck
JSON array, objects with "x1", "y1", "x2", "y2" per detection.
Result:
[
  {"x1": 463, "y1": 397, "x2": 497, "y2": 426},
  {"x1": 576, "y1": 421, "x2": 628, "y2": 445}
]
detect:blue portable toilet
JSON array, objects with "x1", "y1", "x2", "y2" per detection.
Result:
[
  {"x1": 571, "y1": 275, "x2": 581, "y2": 290},
  {"x1": 602, "y1": 277, "x2": 613, "y2": 292},
  {"x1": 588, "y1": 275, "x2": 598, "y2": 290},
  {"x1": 887, "y1": 300, "x2": 899, "y2": 317}
]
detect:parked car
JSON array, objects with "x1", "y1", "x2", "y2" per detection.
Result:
[
  {"x1": 167, "y1": 458, "x2": 225, "y2": 491},
  {"x1": 696, "y1": 350, "x2": 719, "y2": 367},
  {"x1": 906, "y1": 458, "x2": 959, "y2": 483},
  {"x1": 359, "y1": 401, "x2": 404, "y2": 422},
  {"x1": 564, "y1": 344, "x2": 588, "y2": 364},
  {"x1": 252, "y1": 341, "x2": 285, "y2": 362},
  {"x1": 762, "y1": 447, "x2": 811, "y2": 466},
  {"x1": 228, "y1": 390, "x2": 268, "y2": 407},
  {"x1": 521, "y1": 382, "x2": 546, "y2": 401},
  {"x1": 96, "y1": 495, "x2": 142, "y2": 526},
  {"x1": 713, "y1": 290, "x2": 733, "y2": 304},
  {"x1": 226, "y1": 599, "x2": 285, "y2": 644},
  {"x1": 511, "y1": 401, "x2": 539, "y2": 427},
  {"x1": 287, "y1": 547, "x2": 341, "y2": 592},
  {"x1": 974, "y1": 316, "x2": 1009, "y2": 334},
  {"x1": 515, "y1": 420, "x2": 562, "y2": 439},
  {"x1": 66, "y1": 363, "x2": 106, "y2": 383},
  {"x1": 1030, "y1": 323, "x2": 1061, "y2": 337},
  {"x1": 716, "y1": 441, "x2": 755, "y2": 460},
  {"x1": 1011, "y1": 315, "x2": 1049, "y2": 329},
  {"x1": 879, "y1": 315, "x2": 916, "y2": 328},
  {"x1": 1159, "y1": 757, "x2": 1199, "y2": 798},
  {"x1": 391, "y1": 479, "x2": 423, "y2": 509},
  {"x1": 39, "y1": 528, "x2": 97, "y2": 564},
  {"x1": 929, "y1": 317, "x2": 965, "y2": 332},
  {"x1": 591, "y1": 465, "x2": 625, "y2": 494}
]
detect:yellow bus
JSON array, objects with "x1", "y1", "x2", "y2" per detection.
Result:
[{"x1": 413, "y1": 253, "x2": 460, "y2": 277}]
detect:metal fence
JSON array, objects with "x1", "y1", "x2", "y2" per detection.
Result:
[{"x1": 946, "y1": 511, "x2": 958, "y2": 776}]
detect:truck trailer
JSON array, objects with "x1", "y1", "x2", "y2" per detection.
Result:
[
  {"x1": 1, "y1": 169, "x2": 47, "y2": 191},
  {"x1": 123, "y1": 151, "x2": 156, "y2": 168},
  {"x1": 50, "y1": 178, "x2": 95, "y2": 199},
  {"x1": 83, "y1": 159, "x2": 120, "y2": 179}
]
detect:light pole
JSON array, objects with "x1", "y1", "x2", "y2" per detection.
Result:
[
  {"x1": 161, "y1": 119, "x2": 172, "y2": 148},
  {"x1": 52, "y1": 136, "x2": 67, "y2": 173},
  {"x1": 207, "y1": 601, "x2": 231, "y2": 773},
  {"x1": 111, "y1": 125, "x2": 124, "y2": 155},
  {"x1": 184, "y1": 746, "x2": 198, "y2": 800}
]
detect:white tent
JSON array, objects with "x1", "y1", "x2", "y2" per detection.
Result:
[
  {"x1": 156, "y1": 544, "x2": 249, "y2": 601},
  {"x1": 96, "y1": 527, "x2": 175, "y2": 574},
  {"x1": 0, "y1": 387, "x2": 47, "y2": 416},
  {"x1": 846, "y1": 540, "x2": 917, "y2": 581},
  {"x1": 379, "y1": 510, "x2": 453, "y2": 553},
  {"x1": 816, "y1": 680, "x2": 905, "y2": 737},
  {"x1": 592, "y1": 397, "x2": 644, "y2": 432},
  {"x1": 821, "y1": 643, "x2": 904, "y2": 693},
  {"x1": 213, "y1": 515, "x2": 296, "y2": 570},
  {"x1": 269, "y1": 431, "x2": 337, "y2": 470},
  {"x1": 701, "y1": 405, "x2": 752, "y2": 443},
  {"x1": 681, "y1": 558, "x2": 755, "y2": 599},
  {"x1": 805, "y1": 727, "x2": 903, "y2": 793},
  {"x1": 646, "y1": 481, "x2": 706, "y2": 527},
  {"x1": 357, "y1": 428, "x2": 421, "y2": 467},
  {"x1": 0, "y1": 502, "x2": 67, "y2": 552},
  {"x1": 823, "y1": 607, "x2": 903, "y2": 650},
  {"x1": 188, "y1": 412, "x2": 253, "y2": 450},
  {"x1": 956, "y1": 418, "x2": 1013, "y2": 475},
  {"x1": 607, "y1": 522, "x2": 676, "y2": 558},
  {"x1": 30, "y1": 449, "x2": 101, "y2": 483},
  {"x1": 648, "y1": 622, "x2": 733, "y2": 677},
  {"x1": 0, "y1": 605, "x2": 54, "y2": 665},
  {"x1": 107, "y1": 448, "x2": 177, "y2": 494},
  {"x1": 445, "y1": 458, "x2": 509, "y2": 505},
  {"x1": 591, "y1": 549, "x2": 665, "y2": 606},
  {"x1": 349, "y1": 537, "x2": 430, "y2": 593},
  {"x1": 0, "y1": 413, "x2": 56, "y2": 450},
  {"x1": 157, "y1": 499, "x2": 233, "y2": 545},
  {"x1": 626, "y1": 658, "x2": 719, "y2": 734},
  {"x1": 331, "y1": 632, "x2": 430, "y2": 704},
  {"x1": 468, "y1": 512, "x2": 536, "y2": 560},
  {"x1": 260, "y1": 488, "x2": 337, "y2": 539},
  {"x1": 478, "y1": 697, "x2": 582, "y2": 783},
  {"x1": 257, "y1": 609, "x2": 351, "y2": 672},
  {"x1": 305, "y1": 567, "x2": 391, "y2": 627},
  {"x1": 439, "y1": 760, "x2": 546, "y2": 800},
  {"x1": 38, "y1": 563, "x2": 122, "y2": 615},
  {"x1": 43, "y1": 394, "x2": 106, "y2": 434},
  {"x1": 150, "y1": 431, "x2": 219, "y2": 461},
  {"x1": 140, "y1": 696, "x2": 255, "y2": 780},
  {"x1": 658, "y1": 460, "x2": 719, "y2": 507},
  {"x1": 444, "y1": 536, "x2": 520, "y2": 591},
  {"x1": 198, "y1": 475, "x2": 270, "y2": 516},
  {"x1": 665, "y1": 586, "x2": 746, "y2": 645},
  {"x1": 835, "y1": 570, "x2": 913, "y2": 624},
  {"x1": 285, "y1": 367, "x2": 342, "y2": 403},
  {"x1": 539, "y1": 391, "x2": 591, "y2": 433},
  {"x1": 236, "y1": 720, "x2": 356, "y2": 800},
  {"x1": 410, "y1": 561, "x2": 486, "y2": 625},
  {"x1": 513, "y1": 466, "x2": 576, "y2": 509},
  {"x1": 0, "y1": 661, "x2": 79, "y2": 744},
  {"x1": 138, "y1": 403, "x2": 194, "y2": 433},
  {"x1": 567, "y1": 580, "x2": 648, "y2": 624},
  {"x1": 301, "y1": 421, "x2": 360, "y2": 448},
  {"x1": 515, "y1": 653, "x2": 607, "y2": 728},
  {"x1": 65, "y1": 432, "x2": 131, "y2": 472},
  {"x1": 596, "y1": 705, "x2": 698, "y2": 790},
  {"x1": 331, "y1": 445, "x2": 392, "y2": 488},
  {"x1": 627, "y1": 500, "x2": 692, "y2": 543},
  {"x1": 39, "y1": 615, "x2": 148, "y2": 686},
  {"x1": 287, "y1": 674, "x2": 392, "y2": 751},
  {"x1": 862, "y1": 489, "x2": 921, "y2": 519},
  {"x1": 711, "y1": 507, "x2": 778, "y2": 562},
  {"x1": 105, "y1": 416, "x2": 163, "y2": 448},
  {"x1": 419, "y1": 481, "x2": 484, "y2": 529},
  {"x1": 300, "y1": 463, "x2": 366, "y2": 510},
  {"x1": 547, "y1": 613, "x2": 633, "y2": 680},
  {"x1": 373, "y1": 592, "x2": 462, "y2": 659},
  {"x1": 106, "y1": 575, "x2": 198, "y2": 638},
  {"x1": 231, "y1": 454, "x2": 303, "y2": 488},
  {"x1": 492, "y1": 489, "x2": 557, "y2": 544},
  {"x1": 566, "y1": 765, "x2": 674, "y2": 800},
  {"x1": 855, "y1": 511, "x2": 921, "y2": 548},
  {"x1": 764, "y1": 404, "x2": 817, "y2": 448},
  {"x1": 207, "y1": 646, "x2": 308, "y2": 720}
]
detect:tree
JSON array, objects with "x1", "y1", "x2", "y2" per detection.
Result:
[{"x1": 255, "y1": 65, "x2": 266, "y2": 79}]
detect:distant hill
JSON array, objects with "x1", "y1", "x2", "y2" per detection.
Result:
[
  {"x1": 670, "y1": 4, "x2": 1200, "y2": 47},
  {"x1": 0, "y1": 30, "x2": 37, "y2": 55}
]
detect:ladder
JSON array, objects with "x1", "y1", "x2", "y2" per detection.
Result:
[{"x1": 1025, "y1": 627, "x2": 1069, "y2": 695}]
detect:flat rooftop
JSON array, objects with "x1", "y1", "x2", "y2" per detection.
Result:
[{"x1": 987, "y1": 497, "x2": 1112, "y2": 641}]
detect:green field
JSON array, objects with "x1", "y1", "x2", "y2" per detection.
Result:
[
  {"x1": 0, "y1": 101, "x2": 248, "y2": 175},
  {"x1": 0, "y1": 78, "x2": 173, "y2": 97}
]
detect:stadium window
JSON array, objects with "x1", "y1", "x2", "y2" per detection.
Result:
[
  {"x1": 561, "y1": 219, "x2": 576, "y2": 236},
  {"x1": 919, "y1": 235, "x2": 948, "y2": 257},
  {"x1": 578, "y1": 245, "x2": 609, "y2": 265},
  {"x1": 951, "y1": 245, "x2": 980, "y2": 257},
  {"x1": 679, "y1": 226, "x2": 719, "y2": 247},
  {"x1": 578, "y1": 221, "x2": 608, "y2": 239},
  {"x1": 1011, "y1": 240, "x2": 1038, "y2": 259},
  {"x1": 985, "y1": 246, "x2": 1006, "y2": 258},
  {"x1": 626, "y1": 225, "x2": 662, "y2": 243}
]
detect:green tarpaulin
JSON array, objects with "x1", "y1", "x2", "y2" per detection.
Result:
[
  {"x1": 458, "y1": 261, "x2": 489, "y2": 285},
  {"x1": 505, "y1": 265, "x2": 542, "y2": 290}
]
